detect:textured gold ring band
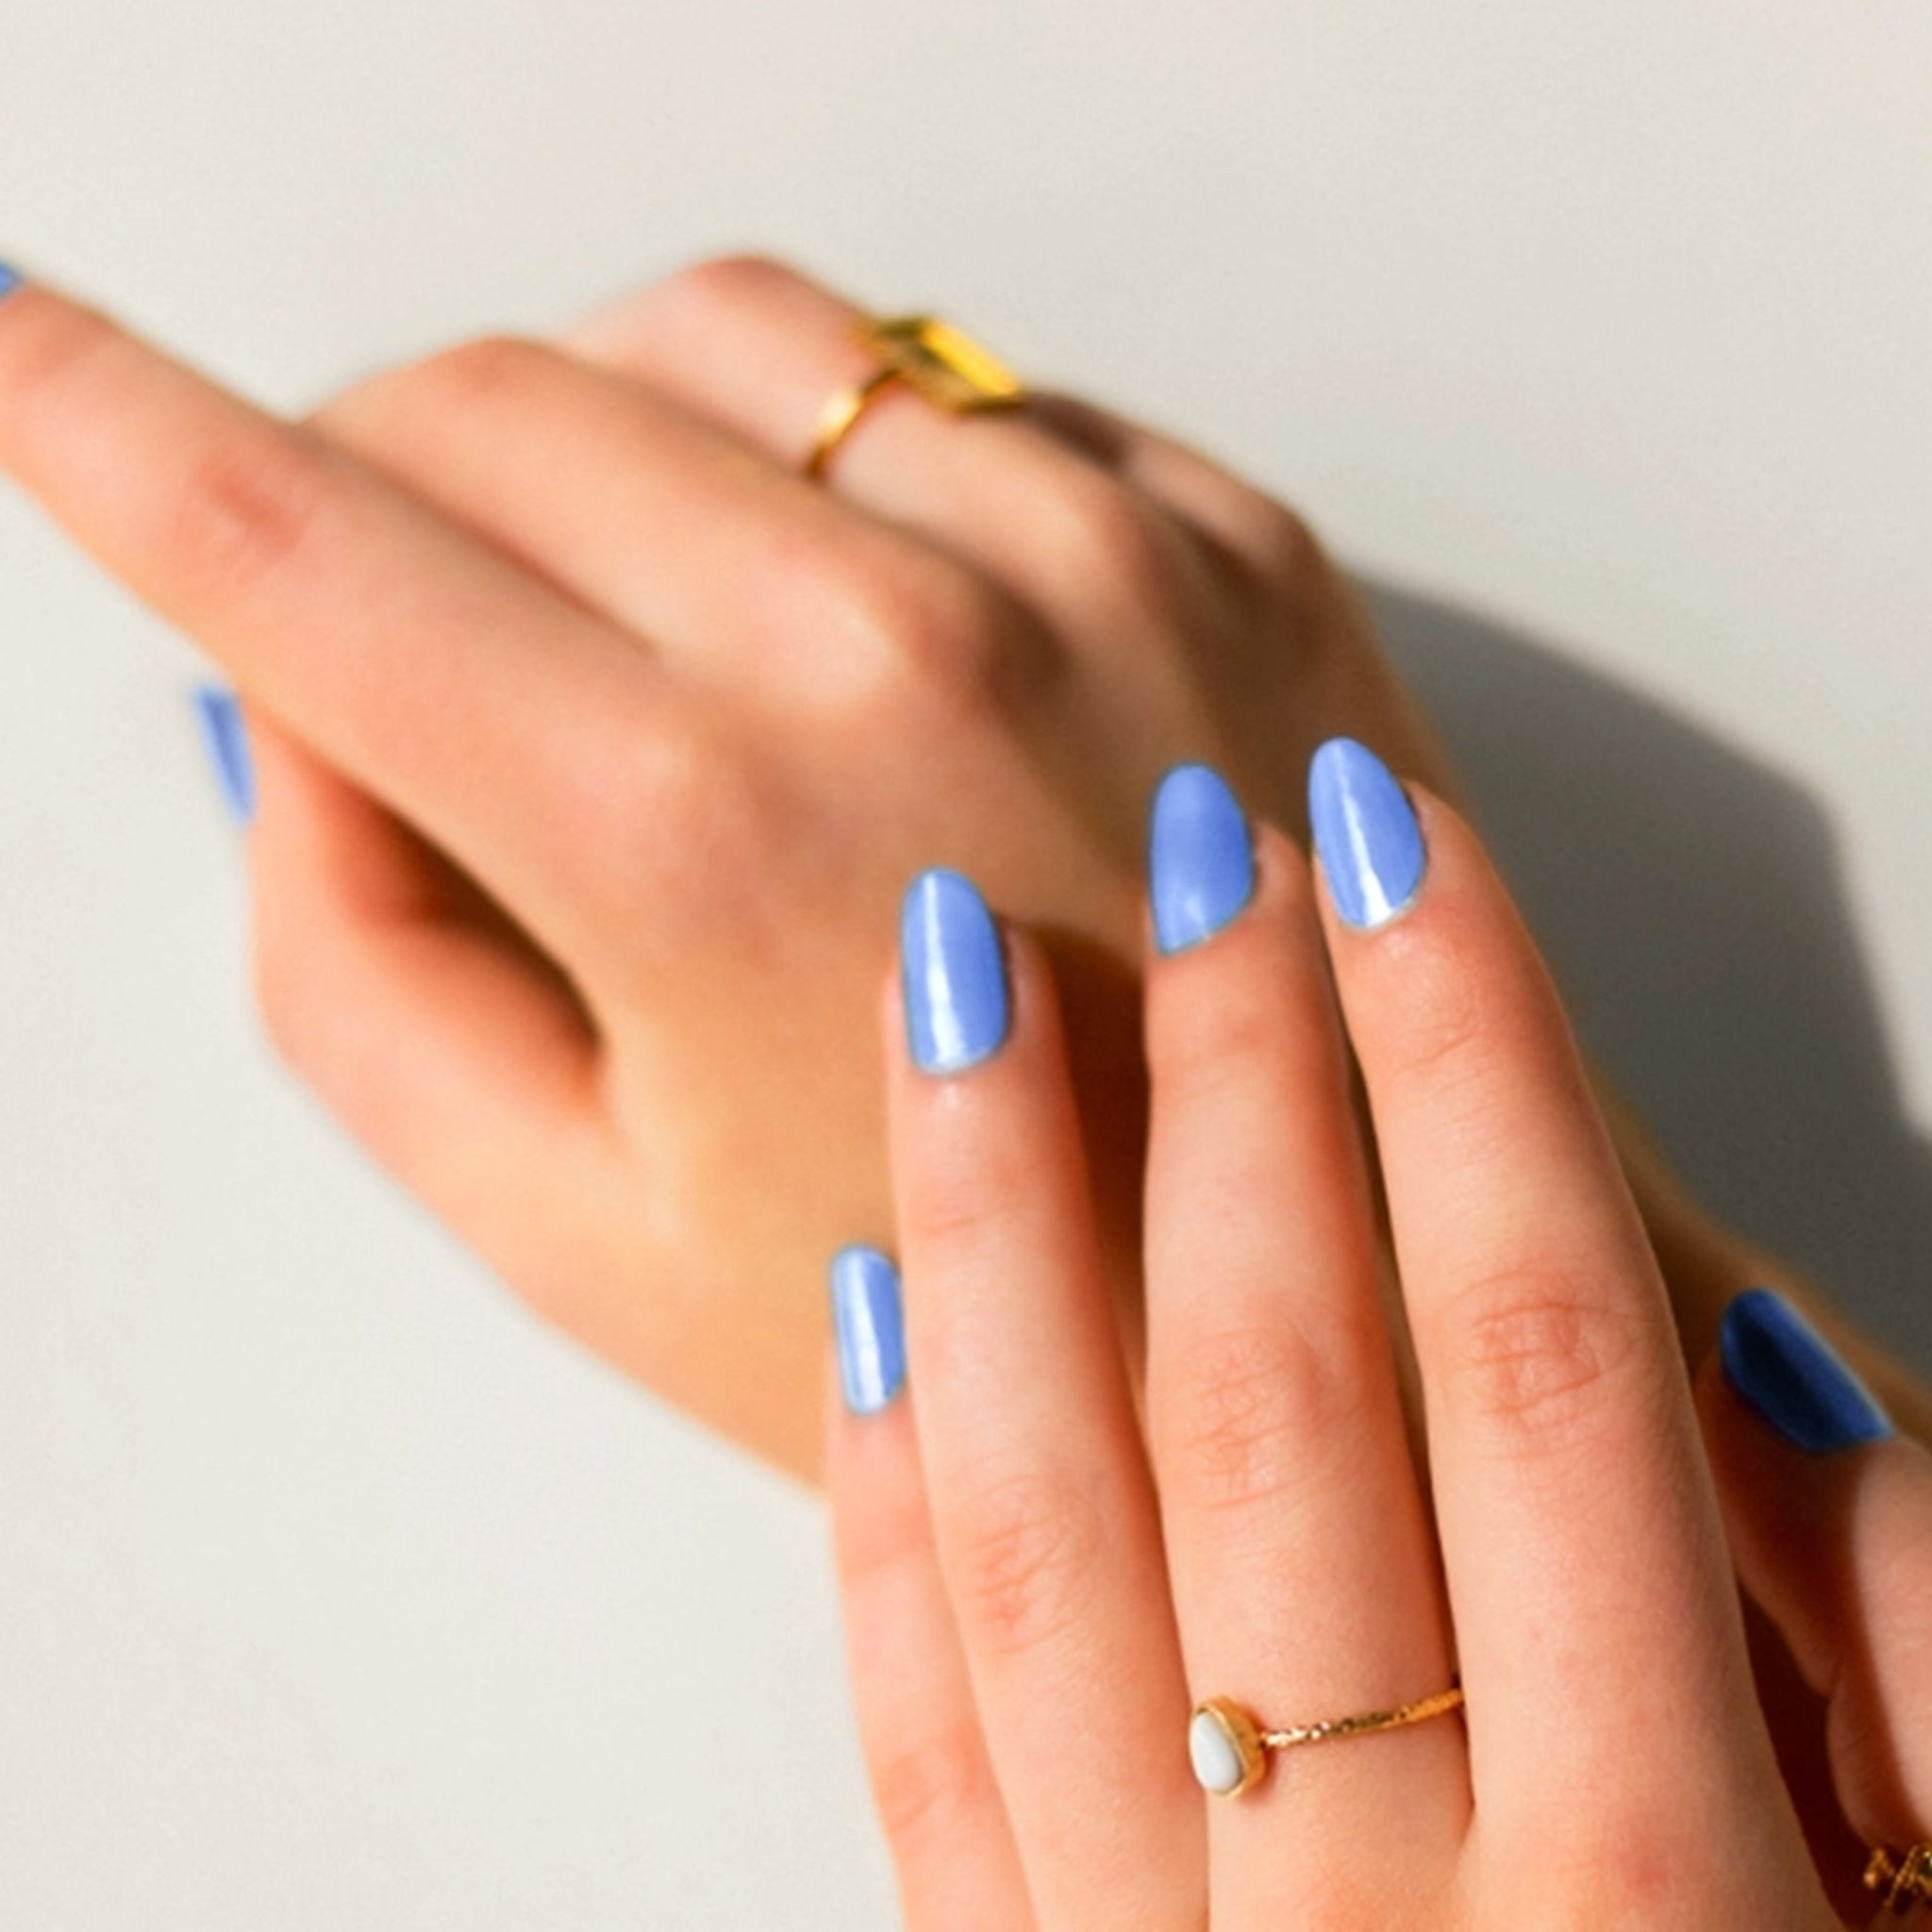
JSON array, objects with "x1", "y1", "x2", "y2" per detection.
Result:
[
  {"x1": 1190, "y1": 1685, "x2": 1466, "y2": 1799},
  {"x1": 804, "y1": 314, "x2": 1026, "y2": 482},
  {"x1": 1867, "y1": 1842, "x2": 1932, "y2": 1915}
]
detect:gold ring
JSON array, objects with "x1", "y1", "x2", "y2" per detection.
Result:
[
  {"x1": 804, "y1": 314, "x2": 1025, "y2": 481},
  {"x1": 1867, "y1": 1843, "x2": 1932, "y2": 1914},
  {"x1": 1189, "y1": 1683, "x2": 1465, "y2": 1799}
]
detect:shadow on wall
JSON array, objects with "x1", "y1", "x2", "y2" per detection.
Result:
[{"x1": 1364, "y1": 580, "x2": 1932, "y2": 1377}]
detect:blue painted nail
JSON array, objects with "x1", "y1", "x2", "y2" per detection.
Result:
[
  {"x1": 1721, "y1": 1288, "x2": 1891, "y2": 1455},
  {"x1": 0, "y1": 261, "x2": 23, "y2": 303},
  {"x1": 1307, "y1": 736, "x2": 1426, "y2": 930},
  {"x1": 900, "y1": 867, "x2": 1009, "y2": 1074},
  {"x1": 829, "y1": 1244, "x2": 907, "y2": 1416},
  {"x1": 192, "y1": 682, "x2": 257, "y2": 824},
  {"x1": 1149, "y1": 762, "x2": 1255, "y2": 955}
]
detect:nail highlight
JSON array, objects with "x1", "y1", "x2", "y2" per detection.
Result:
[
  {"x1": 192, "y1": 682, "x2": 257, "y2": 824},
  {"x1": 900, "y1": 867, "x2": 1009, "y2": 1074},
  {"x1": 1149, "y1": 762, "x2": 1255, "y2": 954},
  {"x1": 1721, "y1": 1288, "x2": 1891, "y2": 1455},
  {"x1": 830, "y1": 1244, "x2": 907, "y2": 1415},
  {"x1": 1307, "y1": 737, "x2": 1425, "y2": 929}
]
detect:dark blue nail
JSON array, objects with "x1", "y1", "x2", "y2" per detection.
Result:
[
  {"x1": 1721, "y1": 1288, "x2": 1891, "y2": 1455},
  {"x1": 1307, "y1": 736, "x2": 1425, "y2": 930},
  {"x1": 192, "y1": 682, "x2": 257, "y2": 824},
  {"x1": 900, "y1": 868, "x2": 1008, "y2": 1074},
  {"x1": 829, "y1": 1244, "x2": 907, "y2": 1416},
  {"x1": 1149, "y1": 762, "x2": 1255, "y2": 955},
  {"x1": 0, "y1": 261, "x2": 23, "y2": 303}
]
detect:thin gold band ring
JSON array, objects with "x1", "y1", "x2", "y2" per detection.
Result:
[
  {"x1": 1189, "y1": 1684, "x2": 1466, "y2": 1799},
  {"x1": 804, "y1": 314, "x2": 1025, "y2": 481}
]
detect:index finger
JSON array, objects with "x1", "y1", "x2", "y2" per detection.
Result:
[
  {"x1": 0, "y1": 272, "x2": 676, "y2": 966},
  {"x1": 1307, "y1": 737, "x2": 1782, "y2": 1829}
]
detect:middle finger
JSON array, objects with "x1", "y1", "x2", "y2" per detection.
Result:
[{"x1": 1142, "y1": 766, "x2": 1467, "y2": 1918}]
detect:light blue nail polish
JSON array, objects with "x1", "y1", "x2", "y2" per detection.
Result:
[
  {"x1": 1149, "y1": 762, "x2": 1255, "y2": 955},
  {"x1": 830, "y1": 1244, "x2": 907, "y2": 1416},
  {"x1": 0, "y1": 261, "x2": 24, "y2": 303},
  {"x1": 192, "y1": 682, "x2": 257, "y2": 824},
  {"x1": 900, "y1": 867, "x2": 1009, "y2": 1074},
  {"x1": 1721, "y1": 1288, "x2": 1891, "y2": 1455},
  {"x1": 1307, "y1": 736, "x2": 1425, "y2": 930}
]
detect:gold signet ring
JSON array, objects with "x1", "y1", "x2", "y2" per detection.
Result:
[
  {"x1": 1189, "y1": 1684, "x2": 1466, "y2": 1799},
  {"x1": 804, "y1": 315, "x2": 1025, "y2": 481}
]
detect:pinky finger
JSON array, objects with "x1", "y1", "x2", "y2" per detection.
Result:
[
  {"x1": 1697, "y1": 1291, "x2": 1932, "y2": 1886},
  {"x1": 825, "y1": 1256, "x2": 1034, "y2": 1932}
]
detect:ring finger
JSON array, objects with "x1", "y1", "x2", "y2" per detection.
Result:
[{"x1": 1141, "y1": 765, "x2": 1468, "y2": 1919}]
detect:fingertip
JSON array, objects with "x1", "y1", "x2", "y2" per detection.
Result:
[
  {"x1": 1719, "y1": 1288, "x2": 1893, "y2": 1457},
  {"x1": 897, "y1": 866, "x2": 1011, "y2": 1076},
  {"x1": 830, "y1": 1242, "x2": 908, "y2": 1419},
  {"x1": 1307, "y1": 736, "x2": 1428, "y2": 932},
  {"x1": 191, "y1": 680, "x2": 258, "y2": 825}
]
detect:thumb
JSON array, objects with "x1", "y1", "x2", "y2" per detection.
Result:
[{"x1": 1698, "y1": 1289, "x2": 1932, "y2": 1905}]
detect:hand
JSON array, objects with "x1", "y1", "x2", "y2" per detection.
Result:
[
  {"x1": 825, "y1": 744, "x2": 1929, "y2": 1926},
  {"x1": 0, "y1": 257, "x2": 1458, "y2": 1474}
]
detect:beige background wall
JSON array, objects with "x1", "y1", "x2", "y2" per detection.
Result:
[{"x1": 3, "y1": 4, "x2": 1929, "y2": 1924}]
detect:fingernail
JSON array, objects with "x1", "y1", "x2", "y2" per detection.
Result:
[
  {"x1": 192, "y1": 681, "x2": 257, "y2": 824},
  {"x1": 900, "y1": 867, "x2": 1009, "y2": 1074},
  {"x1": 1721, "y1": 1288, "x2": 1891, "y2": 1455},
  {"x1": 0, "y1": 261, "x2": 24, "y2": 303},
  {"x1": 829, "y1": 1244, "x2": 907, "y2": 1415},
  {"x1": 1307, "y1": 736, "x2": 1426, "y2": 930},
  {"x1": 1149, "y1": 762, "x2": 1255, "y2": 955}
]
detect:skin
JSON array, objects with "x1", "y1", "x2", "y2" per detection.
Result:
[
  {"x1": 0, "y1": 255, "x2": 1918, "y2": 1482},
  {"x1": 0, "y1": 249, "x2": 1923, "y2": 1891},
  {"x1": 827, "y1": 777, "x2": 1932, "y2": 1927}
]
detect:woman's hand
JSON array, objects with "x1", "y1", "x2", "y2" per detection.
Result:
[
  {"x1": 0, "y1": 257, "x2": 1457, "y2": 1474},
  {"x1": 1, "y1": 256, "x2": 1923, "y2": 1480},
  {"x1": 826, "y1": 743, "x2": 1926, "y2": 1926}
]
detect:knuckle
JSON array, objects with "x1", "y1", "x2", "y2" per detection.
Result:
[
  {"x1": 1159, "y1": 1321, "x2": 1367, "y2": 1515},
  {"x1": 1042, "y1": 475, "x2": 1189, "y2": 624},
  {"x1": 314, "y1": 334, "x2": 552, "y2": 442},
  {"x1": 1436, "y1": 1262, "x2": 1646, "y2": 1450},
  {"x1": 944, "y1": 1468, "x2": 1105, "y2": 1659},
  {"x1": 559, "y1": 709, "x2": 777, "y2": 970},
  {"x1": 659, "y1": 251, "x2": 803, "y2": 319},
  {"x1": 867, "y1": 1722, "x2": 994, "y2": 1853},
  {"x1": 1240, "y1": 495, "x2": 1323, "y2": 591},
  {"x1": 170, "y1": 427, "x2": 331, "y2": 607},
  {"x1": 410, "y1": 333, "x2": 552, "y2": 410},
  {"x1": 813, "y1": 545, "x2": 1026, "y2": 699}
]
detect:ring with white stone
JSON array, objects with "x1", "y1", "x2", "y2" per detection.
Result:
[{"x1": 1188, "y1": 1683, "x2": 1465, "y2": 1798}]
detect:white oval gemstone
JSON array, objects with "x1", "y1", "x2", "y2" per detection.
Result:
[{"x1": 1189, "y1": 1708, "x2": 1244, "y2": 1794}]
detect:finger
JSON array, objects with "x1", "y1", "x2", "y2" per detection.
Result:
[
  {"x1": 243, "y1": 703, "x2": 617, "y2": 1327},
  {"x1": 1141, "y1": 767, "x2": 1465, "y2": 1917},
  {"x1": 1699, "y1": 1291, "x2": 1932, "y2": 1860},
  {"x1": 312, "y1": 337, "x2": 1024, "y2": 713},
  {"x1": 1022, "y1": 391, "x2": 1327, "y2": 587},
  {"x1": 559, "y1": 257, "x2": 1241, "y2": 664},
  {"x1": 1307, "y1": 737, "x2": 1783, "y2": 1832},
  {"x1": 0, "y1": 276, "x2": 689, "y2": 972},
  {"x1": 885, "y1": 871, "x2": 1201, "y2": 1927},
  {"x1": 824, "y1": 1263, "x2": 1035, "y2": 1931}
]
